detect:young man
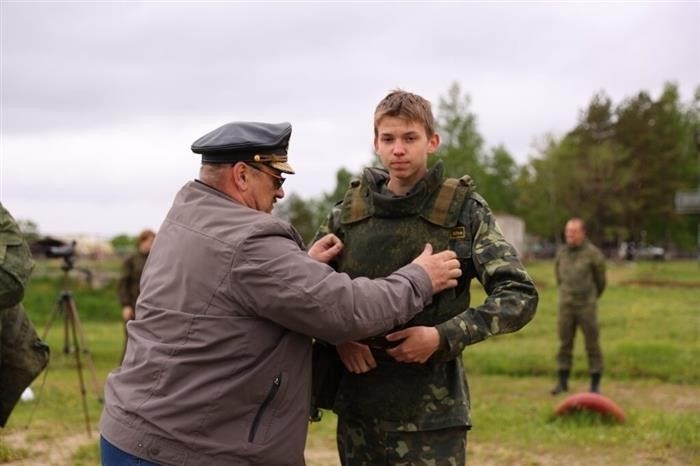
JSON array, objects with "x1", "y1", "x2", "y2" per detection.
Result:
[
  {"x1": 551, "y1": 217, "x2": 606, "y2": 395},
  {"x1": 313, "y1": 90, "x2": 539, "y2": 465}
]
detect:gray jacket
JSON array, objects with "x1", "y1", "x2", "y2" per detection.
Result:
[{"x1": 99, "y1": 180, "x2": 433, "y2": 466}]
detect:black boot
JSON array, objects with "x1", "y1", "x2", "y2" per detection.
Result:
[
  {"x1": 550, "y1": 369, "x2": 569, "y2": 395},
  {"x1": 590, "y1": 372, "x2": 601, "y2": 393}
]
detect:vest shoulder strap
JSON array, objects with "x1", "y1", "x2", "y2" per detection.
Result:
[
  {"x1": 340, "y1": 174, "x2": 476, "y2": 226},
  {"x1": 421, "y1": 175, "x2": 474, "y2": 227},
  {"x1": 340, "y1": 178, "x2": 373, "y2": 224}
]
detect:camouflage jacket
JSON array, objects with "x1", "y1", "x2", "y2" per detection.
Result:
[
  {"x1": 0, "y1": 203, "x2": 34, "y2": 310},
  {"x1": 117, "y1": 251, "x2": 149, "y2": 309},
  {"x1": 554, "y1": 240, "x2": 606, "y2": 305},
  {"x1": 0, "y1": 202, "x2": 48, "y2": 427},
  {"x1": 313, "y1": 162, "x2": 538, "y2": 431}
]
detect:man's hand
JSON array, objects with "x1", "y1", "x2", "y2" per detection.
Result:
[
  {"x1": 122, "y1": 305, "x2": 135, "y2": 322},
  {"x1": 336, "y1": 341, "x2": 377, "y2": 374},
  {"x1": 308, "y1": 233, "x2": 343, "y2": 263},
  {"x1": 385, "y1": 326, "x2": 440, "y2": 364},
  {"x1": 411, "y1": 243, "x2": 461, "y2": 293}
]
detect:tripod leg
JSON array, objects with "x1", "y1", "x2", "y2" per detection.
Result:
[
  {"x1": 63, "y1": 297, "x2": 71, "y2": 355},
  {"x1": 65, "y1": 297, "x2": 103, "y2": 403},
  {"x1": 41, "y1": 296, "x2": 64, "y2": 342},
  {"x1": 68, "y1": 309, "x2": 92, "y2": 436}
]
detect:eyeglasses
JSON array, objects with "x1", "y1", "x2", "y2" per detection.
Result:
[{"x1": 245, "y1": 163, "x2": 286, "y2": 190}]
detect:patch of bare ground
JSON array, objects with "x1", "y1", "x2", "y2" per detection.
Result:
[
  {"x1": 305, "y1": 444, "x2": 568, "y2": 466},
  {"x1": 468, "y1": 443, "x2": 693, "y2": 466},
  {"x1": 305, "y1": 448, "x2": 341, "y2": 466},
  {"x1": 2, "y1": 429, "x2": 97, "y2": 466},
  {"x1": 306, "y1": 441, "x2": 695, "y2": 466}
]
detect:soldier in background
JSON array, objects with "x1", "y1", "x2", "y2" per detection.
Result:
[
  {"x1": 0, "y1": 203, "x2": 49, "y2": 426},
  {"x1": 313, "y1": 90, "x2": 538, "y2": 466},
  {"x1": 116, "y1": 229, "x2": 155, "y2": 365},
  {"x1": 551, "y1": 217, "x2": 607, "y2": 395}
]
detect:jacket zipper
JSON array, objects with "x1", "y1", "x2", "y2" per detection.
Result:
[{"x1": 248, "y1": 373, "x2": 282, "y2": 442}]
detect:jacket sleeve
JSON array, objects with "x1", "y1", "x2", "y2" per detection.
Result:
[
  {"x1": 117, "y1": 256, "x2": 134, "y2": 307},
  {"x1": 554, "y1": 249, "x2": 562, "y2": 286},
  {"x1": 434, "y1": 197, "x2": 538, "y2": 361},
  {"x1": 309, "y1": 205, "x2": 344, "y2": 269},
  {"x1": 233, "y1": 221, "x2": 434, "y2": 345},
  {"x1": 592, "y1": 248, "x2": 607, "y2": 298},
  {"x1": 310, "y1": 204, "x2": 343, "y2": 246},
  {"x1": 0, "y1": 204, "x2": 34, "y2": 309}
]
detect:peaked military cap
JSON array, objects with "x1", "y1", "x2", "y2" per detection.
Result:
[{"x1": 191, "y1": 121, "x2": 295, "y2": 174}]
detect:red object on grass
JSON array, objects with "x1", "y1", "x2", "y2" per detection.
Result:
[{"x1": 554, "y1": 392, "x2": 626, "y2": 423}]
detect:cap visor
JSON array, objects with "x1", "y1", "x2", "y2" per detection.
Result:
[{"x1": 269, "y1": 161, "x2": 295, "y2": 175}]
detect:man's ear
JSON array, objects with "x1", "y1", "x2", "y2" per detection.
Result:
[
  {"x1": 232, "y1": 163, "x2": 250, "y2": 190},
  {"x1": 427, "y1": 132, "x2": 441, "y2": 154}
]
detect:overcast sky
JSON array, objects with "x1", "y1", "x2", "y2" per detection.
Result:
[{"x1": 1, "y1": 1, "x2": 698, "y2": 238}]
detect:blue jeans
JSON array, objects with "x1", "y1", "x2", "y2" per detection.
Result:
[{"x1": 100, "y1": 435, "x2": 161, "y2": 466}]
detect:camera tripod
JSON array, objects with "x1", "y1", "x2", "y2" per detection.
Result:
[{"x1": 39, "y1": 256, "x2": 103, "y2": 435}]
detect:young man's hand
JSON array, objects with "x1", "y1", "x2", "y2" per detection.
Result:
[
  {"x1": 336, "y1": 341, "x2": 377, "y2": 374},
  {"x1": 385, "y1": 326, "x2": 440, "y2": 364}
]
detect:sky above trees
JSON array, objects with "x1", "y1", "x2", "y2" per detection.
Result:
[{"x1": 2, "y1": 2, "x2": 698, "y2": 236}]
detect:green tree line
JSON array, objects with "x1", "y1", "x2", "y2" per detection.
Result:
[{"x1": 278, "y1": 82, "x2": 700, "y2": 253}]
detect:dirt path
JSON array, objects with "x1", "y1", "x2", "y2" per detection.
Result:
[
  {"x1": 2, "y1": 428, "x2": 694, "y2": 466},
  {"x1": 2, "y1": 430, "x2": 98, "y2": 466},
  {"x1": 305, "y1": 442, "x2": 693, "y2": 466}
]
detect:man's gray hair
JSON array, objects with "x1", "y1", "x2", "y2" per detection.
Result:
[{"x1": 199, "y1": 163, "x2": 232, "y2": 187}]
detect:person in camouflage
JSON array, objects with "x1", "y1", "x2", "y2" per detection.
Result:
[
  {"x1": 116, "y1": 228, "x2": 155, "y2": 364},
  {"x1": 551, "y1": 217, "x2": 606, "y2": 395},
  {"x1": 0, "y1": 202, "x2": 49, "y2": 426},
  {"x1": 312, "y1": 90, "x2": 538, "y2": 466}
]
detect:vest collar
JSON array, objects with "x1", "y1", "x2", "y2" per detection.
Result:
[{"x1": 364, "y1": 162, "x2": 445, "y2": 217}]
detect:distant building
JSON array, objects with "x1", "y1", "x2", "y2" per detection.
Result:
[
  {"x1": 34, "y1": 234, "x2": 115, "y2": 259},
  {"x1": 67, "y1": 234, "x2": 114, "y2": 259},
  {"x1": 494, "y1": 213, "x2": 525, "y2": 257}
]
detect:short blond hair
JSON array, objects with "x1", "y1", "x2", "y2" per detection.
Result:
[{"x1": 374, "y1": 89, "x2": 436, "y2": 138}]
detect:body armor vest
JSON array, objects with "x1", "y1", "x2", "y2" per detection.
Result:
[
  {"x1": 331, "y1": 166, "x2": 475, "y2": 423},
  {"x1": 335, "y1": 168, "x2": 474, "y2": 330}
]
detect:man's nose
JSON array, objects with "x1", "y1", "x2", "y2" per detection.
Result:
[{"x1": 393, "y1": 140, "x2": 406, "y2": 155}]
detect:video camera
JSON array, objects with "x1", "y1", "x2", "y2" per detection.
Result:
[
  {"x1": 34, "y1": 238, "x2": 78, "y2": 271},
  {"x1": 45, "y1": 241, "x2": 77, "y2": 259}
]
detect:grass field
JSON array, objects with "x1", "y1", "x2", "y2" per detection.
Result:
[{"x1": 1, "y1": 258, "x2": 699, "y2": 465}]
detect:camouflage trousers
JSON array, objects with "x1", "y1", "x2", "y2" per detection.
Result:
[
  {"x1": 0, "y1": 304, "x2": 49, "y2": 426},
  {"x1": 337, "y1": 415, "x2": 468, "y2": 466},
  {"x1": 556, "y1": 301, "x2": 603, "y2": 373}
]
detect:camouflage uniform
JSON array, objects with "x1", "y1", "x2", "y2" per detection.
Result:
[
  {"x1": 117, "y1": 251, "x2": 149, "y2": 310},
  {"x1": 0, "y1": 203, "x2": 49, "y2": 426},
  {"x1": 313, "y1": 162, "x2": 538, "y2": 465},
  {"x1": 337, "y1": 415, "x2": 467, "y2": 466},
  {"x1": 554, "y1": 239, "x2": 606, "y2": 373},
  {"x1": 117, "y1": 250, "x2": 149, "y2": 362}
]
